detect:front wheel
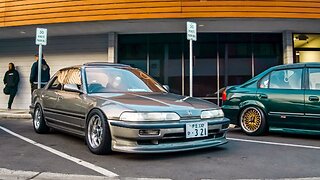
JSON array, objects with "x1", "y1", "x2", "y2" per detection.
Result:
[
  {"x1": 240, "y1": 106, "x2": 268, "y2": 136},
  {"x1": 85, "y1": 109, "x2": 112, "y2": 155},
  {"x1": 33, "y1": 104, "x2": 50, "y2": 134}
]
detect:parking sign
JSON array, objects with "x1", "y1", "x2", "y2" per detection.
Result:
[
  {"x1": 187, "y1": 22, "x2": 197, "y2": 41},
  {"x1": 35, "y1": 28, "x2": 47, "y2": 45}
]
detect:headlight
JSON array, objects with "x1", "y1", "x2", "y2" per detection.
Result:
[
  {"x1": 201, "y1": 109, "x2": 224, "y2": 119},
  {"x1": 119, "y1": 112, "x2": 180, "y2": 121}
]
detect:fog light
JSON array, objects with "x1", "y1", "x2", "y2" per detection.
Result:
[{"x1": 139, "y1": 129, "x2": 160, "y2": 136}]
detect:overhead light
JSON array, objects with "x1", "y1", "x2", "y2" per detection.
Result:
[
  {"x1": 297, "y1": 34, "x2": 309, "y2": 41},
  {"x1": 20, "y1": 31, "x2": 26, "y2": 34},
  {"x1": 199, "y1": 24, "x2": 205, "y2": 27}
]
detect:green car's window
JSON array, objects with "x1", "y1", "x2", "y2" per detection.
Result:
[
  {"x1": 259, "y1": 75, "x2": 269, "y2": 89},
  {"x1": 309, "y1": 68, "x2": 320, "y2": 90},
  {"x1": 269, "y1": 69, "x2": 302, "y2": 90}
]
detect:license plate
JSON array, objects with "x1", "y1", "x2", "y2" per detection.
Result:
[{"x1": 186, "y1": 121, "x2": 208, "y2": 139}]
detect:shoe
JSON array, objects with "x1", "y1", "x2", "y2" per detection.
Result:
[{"x1": 7, "y1": 107, "x2": 11, "y2": 110}]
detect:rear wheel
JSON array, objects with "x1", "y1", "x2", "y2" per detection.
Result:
[
  {"x1": 85, "y1": 109, "x2": 112, "y2": 155},
  {"x1": 240, "y1": 106, "x2": 268, "y2": 136},
  {"x1": 33, "y1": 104, "x2": 50, "y2": 134}
]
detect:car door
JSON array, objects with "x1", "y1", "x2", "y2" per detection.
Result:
[
  {"x1": 54, "y1": 68, "x2": 87, "y2": 135},
  {"x1": 41, "y1": 75, "x2": 61, "y2": 121},
  {"x1": 304, "y1": 67, "x2": 320, "y2": 131},
  {"x1": 256, "y1": 68, "x2": 305, "y2": 129}
]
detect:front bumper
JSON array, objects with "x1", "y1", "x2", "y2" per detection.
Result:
[
  {"x1": 108, "y1": 118, "x2": 230, "y2": 153},
  {"x1": 29, "y1": 105, "x2": 35, "y2": 118}
]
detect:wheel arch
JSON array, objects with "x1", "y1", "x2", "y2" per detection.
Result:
[{"x1": 238, "y1": 100, "x2": 268, "y2": 124}]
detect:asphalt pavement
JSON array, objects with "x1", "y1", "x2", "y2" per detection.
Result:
[{"x1": 0, "y1": 118, "x2": 319, "y2": 180}]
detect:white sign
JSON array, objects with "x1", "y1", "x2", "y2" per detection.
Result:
[
  {"x1": 35, "y1": 28, "x2": 47, "y2": 45},
  {"x1": 187, "y1": 22, "x2": 197, "y2": 41}
]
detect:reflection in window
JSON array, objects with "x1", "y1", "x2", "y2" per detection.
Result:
[
  {"x1": 309, "y1": 68, "x2": 320, "y2": 90},
  {"x1": 269, "y1": 69, "x2": 302, "y2": 90},
  {"x1": 259, "y1": 75, "x2": 269, "y2": 89}
]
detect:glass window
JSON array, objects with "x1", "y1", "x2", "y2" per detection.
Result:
[
  {"x1": 269, "y1": 69, "x2": 302, "y2": 90},
  {"x1": 309, "y1": 68, "x2": 320, "y2": 90},
  {"x1": 259, "y1": 75, "x2": 269, "y2": 89},
  {"x1": 48, "y1": 76, "x2": 62, "y2": 90},
  {"x1": 85, "y1": 67, "x2": 166, "y2": 93}
]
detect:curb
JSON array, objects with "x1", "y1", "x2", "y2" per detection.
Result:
[{"x1": 0, "y1": 110, "x2": 31, "y2": 119}]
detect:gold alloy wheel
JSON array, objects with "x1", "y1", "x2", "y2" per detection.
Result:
[{"x1": 241, "y1": 107, "x2": 262, "y2": 133}]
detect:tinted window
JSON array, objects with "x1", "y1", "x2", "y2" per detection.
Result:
[
  {"x1": 259, "y1": 75, "x2": 269, "y2": 89},
  {"x1": 269, "y1": 69, "x2": 302, "y2": 90},
  {"x1": 309, "y1": 68, "x2": 320, "y2": 90}
]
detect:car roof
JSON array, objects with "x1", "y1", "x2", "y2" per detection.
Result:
[
  {"x1": 273, "y1": 62, "x2": 320, "y2": 70},
  {"x1": 83, "y1": 62, "x2": 131, "y2": 67},
  {"x1": 58, "y1": 63, "x2": 131, "y2": 71}
]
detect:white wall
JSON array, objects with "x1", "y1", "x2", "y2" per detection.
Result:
[{"x1": 0, "y1": 34, "x2": 108, "y2": 109}]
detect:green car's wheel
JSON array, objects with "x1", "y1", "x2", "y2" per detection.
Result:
[
  {"x1": 85, "y1": 109, "x2": 112, "y2": 155},
  {"x1": 33, "y1": 104, "x2": 50, "y2": 134},
  {"x1": 240, "y1": 106, "x2": 268, "y2": 136}
]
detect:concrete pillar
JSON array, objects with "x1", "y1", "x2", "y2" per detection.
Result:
[
  {"x1": 107, "y1": 32, "x2": 118, "y2": 63},
  {"x1": 282, "y1": 31, "x2": 294, "y2": 64}
]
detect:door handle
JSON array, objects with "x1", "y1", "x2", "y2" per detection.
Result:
[
  {"x1": 258, "y1": 94, "x2": 268, "y2": 99},
  {"x1": 309, "y1": 96, "x2": 319, "y2": 102}
]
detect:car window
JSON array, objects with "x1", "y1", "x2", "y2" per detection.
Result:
[
  {"x1": 48, "y1": 76, "x2": 62, "y2": 90},
  {"x1": 85, "y1": 67, "x2": 166, "y2": 93},
  {"x1": 259, "y1": 75, "x2": 269, "y2": 89},
  {"x1": 269, "y1": 69, "x2": 302, "y2": 90},
  {"x1": 309, "y1": 68, "x2": 320, "y2": 90}
]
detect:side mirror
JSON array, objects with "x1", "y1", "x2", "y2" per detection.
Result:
[
  {"x1": 163, "y1": 85, "x2": 170, "y2": 92},
  {"x1": 64, "y1": 84, "x2": 82, "y2": 93}
]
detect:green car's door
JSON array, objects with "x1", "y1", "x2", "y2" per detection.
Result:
[
  {"x1": 304, "y1": 67, "x2": 320, "y2": 131},
  {"x1": 256, "y1": 68, "x2": 305, "y2": 129}
]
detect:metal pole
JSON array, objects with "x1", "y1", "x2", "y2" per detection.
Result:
[
  {"x1": 182, "y1": 51, "x2": 185, "y2": 96},
  {"x1": 217, "y1": 51, "x2": 220, "y2": 106},
  {"x1": 37, "y1": 45, "x2": 43, "y2": 89},
  {"x1": 189, "y1": 40, "x2": 193, "y2": 97}
]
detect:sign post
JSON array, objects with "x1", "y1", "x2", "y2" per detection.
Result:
[
  {"x1": 186, "y1": 22, "x2": 197, "y2": 97},
  {"x1": 35, "y1": 28, "x2": 47, "y2": 89}
]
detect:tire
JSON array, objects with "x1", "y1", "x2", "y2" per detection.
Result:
[
  {"x1": 85, "y1": 109, "x2": 112, "y2": 155},
  {"x1": 33, "y1": 104, "x2": 50, "y2": 134},
  {"x1": 239, "y1": 106, "x2": 268, "y2": 136}
]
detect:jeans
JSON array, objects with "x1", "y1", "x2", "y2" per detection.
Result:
[{"x1": 8, "y1": 87, "x2": 17, "y2": 109}]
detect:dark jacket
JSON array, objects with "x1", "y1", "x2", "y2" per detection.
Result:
[
  {"x1": 30, "y1": 59, "x2": 50, "y2": 84},
  {"x1": 4, "y1": 69, "x2": 20, "y2": 88}
]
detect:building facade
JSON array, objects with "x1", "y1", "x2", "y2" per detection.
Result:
[{"x1": 1, "y1": 0, "x2": 320, "y2": 109}]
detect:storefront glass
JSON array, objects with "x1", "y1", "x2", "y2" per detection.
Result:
[{"x1": 119, "y1": 33, "x2": 282, "y2": 105}]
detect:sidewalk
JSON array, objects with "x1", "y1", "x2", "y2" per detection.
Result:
[{"x1": 0, "y1": 109, "x2": 31, "y2": 119}]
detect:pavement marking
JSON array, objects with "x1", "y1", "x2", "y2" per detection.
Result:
[
  {"x1": 0, "y1": 168, "x2": 172, "y2": 180},
  {"x1": 0, "y1": 126, "x2": 119, "y2": 177},
  {"x1": 228, "y1": 137, "x2": 320, "y2": 150}
]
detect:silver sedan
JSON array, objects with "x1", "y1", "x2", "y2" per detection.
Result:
[{"x1": 30, "y1": 63, "x2": 229, "y2": 154}]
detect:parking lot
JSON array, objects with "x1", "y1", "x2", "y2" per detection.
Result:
[{"x1": 0, "y1": 118, "x2": 319, "y2": 180}]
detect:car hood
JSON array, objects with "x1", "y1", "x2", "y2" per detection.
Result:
[{"x1": 90, "y1": 92, "x2": 220, "y2": 118}]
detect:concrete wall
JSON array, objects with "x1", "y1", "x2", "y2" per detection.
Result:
[{"x1": 0, "y1": 34, "x2": 109, "y2": 109}]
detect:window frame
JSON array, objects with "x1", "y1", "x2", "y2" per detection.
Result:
[{"x1": 306, "y1": 67, "x2": 320, "y2": 91}]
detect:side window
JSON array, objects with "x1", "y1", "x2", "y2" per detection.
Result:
[
  {"x1": 48, "y1": 76, "x2": 62, "y2": 90},
  {"x1": 259, "y1": 75, "x2": 269, "y2": 89},
  {"x1": 269, "y1": 69, "x2": 302, "y2": 90},
  {"x1": 62, "y1": 69, "x2": 82, "y2": 91},
  {"x1": 308, "y1": 68, "x2": 320, "y2": 90}
]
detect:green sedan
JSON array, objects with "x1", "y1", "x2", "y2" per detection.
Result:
[{"x1": 222, "y1": 63, "x2": 320, "y2": 136}]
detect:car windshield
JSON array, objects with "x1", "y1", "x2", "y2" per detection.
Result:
[{"x1": 85, "y1": 67, "x2": 166, "y2": 93}]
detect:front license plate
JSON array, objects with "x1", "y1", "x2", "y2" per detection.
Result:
[{"x1": 186, "y1": 121, "x2": 208, "y2": 139}]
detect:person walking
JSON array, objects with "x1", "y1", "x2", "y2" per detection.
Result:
[
  {"x1": 29, "y1": 54, "x2": 50, "y2": 93},
  {"x1": 3, "y1": 63, "x2": 20, "y2": 110}
]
